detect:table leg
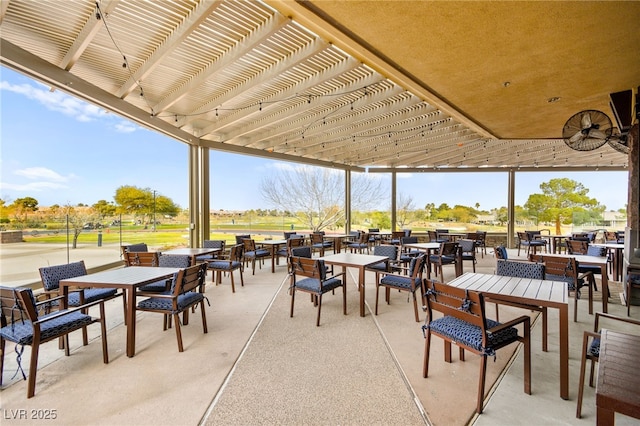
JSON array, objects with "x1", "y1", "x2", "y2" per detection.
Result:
[
  {"x1": 600, "y1": 264, "x2": 609, "y2": 313},
  {"x1": 126, "y1": 287, "x2": 137, "y2": 357},
  {"x1": 358, "y1": 267, "x2": 366, "y2": 317},
  {"x1": 559, "y1": 304, "x2": 569, "y2": 400},
  {"x1": 271, "y1": 246, "x2": 276, "y2": 273}
]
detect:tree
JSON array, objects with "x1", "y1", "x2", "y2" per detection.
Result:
[
  {"x1": 260, "y1": 166, "x2": 386, "y2": 232},
  {"x1": 524, "y1": 178, "x2": 602, "y2": 234},
  {"x1": 92, "y1": 200, "x2": 117, "y2": 219},
  {"x1": 396, "y1": 192, "x2": 415, "y2": 229},
  {"x1": 11, "y1": 197, "x2": 39, "y2": 226},
  {"x1": 114, "y1": 186, "x2": 180, "y2": 223}
]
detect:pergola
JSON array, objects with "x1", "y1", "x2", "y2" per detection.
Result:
[{"x1": 1, "y1": 0, "x2": 638, "y2": 245}]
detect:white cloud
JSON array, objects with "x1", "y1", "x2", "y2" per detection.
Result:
[
  {"x1": 14, "y1": 167, "x2": 75, "y2": 182},
  {"x1": 114, "y1": 121, "x2": 138, "y2": 133},
  {"x1": 1, "y1": 80, "x2": 109, "y2": 122},
  {"x1": 1, "y1": 181, "x2": 69, "y2": 191}
]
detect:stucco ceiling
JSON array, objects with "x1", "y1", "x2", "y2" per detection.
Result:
[{"x1": 1, "y1": 0, "x2": 638, "y2": 172}]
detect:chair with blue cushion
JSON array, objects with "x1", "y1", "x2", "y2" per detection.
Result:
[
  {"x1": 0, "y1": 286, "x2": 109, "y2": 398},
  {"x1": 366, "y1": 245, "x2": 400, "y2": 281},
  {"x1": 241, "y1": 238, "x2": 270, "y2": 275},
  {"x1": 459, "y1": 238, "x2": 477, "y2": 273},
  {"x1": 388, "y1": 230, "x2": 406, "y2": 245},
  {"x1": 427, "y1": 241, "x2": 460, "y2": 279},
  {"x1": 310, "y1": 232, "x2": 334, "y2": 256},
  {"x1": 120, "y1": 243, "x2": 149, "y2": 258},
  {"x1": 124, "y1": 251, "x2": 159, "y2": 267},
  {"x1": 289, "y1": 256, "x2": 346, "y2": 326},
  {"x1": 196, "y1": 240, "x2": 225, "y2": 262},
  {"x1": 375, "y1": 254, "x2": 426, "y2": 322},
  {"x1": 138, "y1": 254, "x2": 191, "y2": 293},
  {"x1": 530, "y1": 254, "x2": 596, "y2": 322},
  {"x1": 208, "y1": 244, "x2": 244, "y2": 292},
  {"x1": 347, "y1": 232, "x2": 371, "y2": 254},
  {"x1": 399, "y1": 236, "x2": 421, "y2": 267},
  {"x1": 136, "y1": 263, "x2": 209, "y2": 352},
  {"x1": 422, "y1": 280, "x2": 531, "y2": 414},
  {"x1": 517, "y1": 231, "x2": 547, "y2": 256},
  {"x1": 576, "y1": 312, "x2": 640, "y2": 418},
  {"x1": 39, "y1": 261, "x2": 123, "y2": 343}
]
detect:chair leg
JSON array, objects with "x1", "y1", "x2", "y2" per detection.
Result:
[
  {"x1": 316, "y1": 294, "x2": 322, "y2": 326},
  {"x1": 99, "y1": 302, "x2": 109, "y2": 364},
  {"x1": 27, "y1": 340, "x2": 41, "y2": 398},
  {"x1": 375, "y1": 283, "x2": 380, "y2": 315},
  {"x1": 173, "y1": 313, "x2": 184, "y2": 352},
  {"x1": 290, "y1": 288, "x2": 296, "y2": 318},
  {"x1": 477, "y1": 355, "x2": 488, "y2": 414},
  {"x1": 576, "y1": 333, "x2": 591, "y2": 418},
  {"x1": 423, "y1": 330, "x2": 432, "y2": 378},
  {"x1": 230, "y1": 270, "x2": 236, "y2": 293},
  {"x1": 0, "y1": 337, "x2": 5, "y2": 386},
  {"x1": 412, "y1": 291, "x2": 420, "y2": 322},
  {"x1": 200, "y1": 301, "x2": 208, "y2": 334}
]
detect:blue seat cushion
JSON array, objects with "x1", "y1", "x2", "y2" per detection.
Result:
[
  {"x1": 208, "y1": 260, "x2": 242, "y2": 271},
  {"x1": 379, "y1": 274, "x2": 420, "y2": 290},
  {"x1": 137, "y1": 292, "x2": 204, "y2": 312},
  {"x1": 139, "y1": 280, "x2": 170, "y2": 292},
  {"x1": 294, "y1": 277, "x2": 342, "y2": 293},
  {"x1": 427, "y1": 316, "x2": 518, "y2": 355},
  {"x1": 68, "y1": 288, "x2": 117, "y2": 305},
  {"x1": 0, "y1": 310, "x2": 93, "y2": 345},
  {"x1": 545, "y1": 273, "x2": 582, "y2": 292},
  {"x1": 429, "y1": 254, "x2": 456, "y2": 264},
  {"x1": 245, "y1": 249, "x2": 269, "y2": 258},
  {"x1": 368, "y1": 261, "x2": 388, "y2": 271}
]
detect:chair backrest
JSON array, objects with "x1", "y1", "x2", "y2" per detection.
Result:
[
  {"x1": 358, "y1": 232, "x2": 370, "y2": 244},
  {"x1": 170, "y1": 264, "x2": 207, "y2": 295},
  {"x1": 1, "y1": 286, "x2": 38, "y2": 324},
  {"x1": 203, "y1": 240, "x2": 225, "y2": 251},
  {"x1": 459, "y1": 238, "x2": 476, "y2": 254},
  {"x1": 403, "y1": 229, "x2": 412, "y2": 237},
  {"x1": 465, "y1": 232, "x2": 478, "y2": 241},
  {"x1": 423, "y1": 280, "x2": 485, "y2": 331},
  {"x1": 530, "y1": 254, "x2": 578, "y2": 284},
  {"x1": 39, "y1": 261, "x2": 87, "y2": 292},
  {"x1": 605, "y1": 231, "x2": 618, "y2": 242},
  {"x1": 368, "y1": 228, "x2": 379, "y2": 233},
  {"x1": 124, "y1": 251, "x2": 159, "y2": 267},
  {"x1": 158, "y1": 254, "x2": 191, "y2": 268},
  {"x1": 566, "y1": 239, "x2": 588, "y2": 254},
  {"x1": 496, "y1": 259, "x2": 544, "y2": 279},
  {"x1": 391, "y1": 231, "x2": 405, "y2": 240},
  {"x1": 494, "y1": 245, "x2": 508, "y2": 260},
  {"x1": 372, "y1": 244, "x2": 398, "y2": 261},
  {"x1": 587, "y1": 245, "x2": 607, "y2": 257},
  {"x1": 286, "y1": 236, "x2": 305, "y2": 252},
  {"x1": 439, "y1": 241, "x2": 459, "y2": 257},
  {"x1": 517, "y1": 231, "x2": 530, "y2": 242},
  {"x1": 401, "y1": 236, "x2": 418, "y2": 245},
  {"x1": 242, "y1": 238, "x2": 257, "y2": 252},
  {"x1": 408, "y1": 254, "x2": 427, "y2": 278},
  {"x1": 290, "y1": 246, "x2": 312, "y2": 258},
  {"x1": 283, "y1": 231, "x2": 297, "y2": 240},
  {"x1": 291, "y1": 256, "x2": 326, "y2": 281},
  {"x1": 122, "y1": 243, "x2": 148, "y2": 255},
  {"x1": 310, "y1": 233, "x2": 324, "y2": 244},
  {"x1": 235, "y1": 234, "x2": 250, "y2": 244},
  {"x1": 427, "y1": 230, "x2": 438, "y2": 242},
  {"x1": 227, "y1": 244, "x2": 243, "y2": 261}
]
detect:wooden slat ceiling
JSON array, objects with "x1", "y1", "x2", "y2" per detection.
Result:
[{"x1": 1, "y1": 0, "x2": 638, "y2": 172}]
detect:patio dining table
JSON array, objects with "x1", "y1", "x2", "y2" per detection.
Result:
[
  {"x1": 162, "y1": 247, "x2": 221, "y2": 266},
  {"x1": 447, "y1": 272, "x2": 570, "y2": 400},
  {"x1": 60, "y1": 266, "x2": 181, "y2": 358},
  {"x1": 318, "y1": 252, "x2": 389, "y2": 317},
  {"x1": 259, "y1": 239, "x2": 288, "y2": 273}
]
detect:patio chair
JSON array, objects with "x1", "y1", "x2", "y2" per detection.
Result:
[
  {"x1": 235, "y1": 234, "x2": 250, "y2": 245},
  {"x1": 310, "y1": 232, "x2": 334, "y2": 256},
  {"x1": 368, "y1": 228, "x2": 381, "y2": 245},
  {"x1": 426, "y1": 241, "x2": 460, "y2": 279},
  {"x1": 530, "y1": 254, "x2": 597, "y2": 322},
  {"x1": 375, "y1": 254, "x2": 426, "y2": 322},
  {"x1": 388, "y1": 230, "x2": 406, "y2": 245},
  {"x1": 347, "y1": 232, "x2": 371, "y2": 254},
  {"x1": 241, "y1": 238, "x2": 270, "y2": 275},
  {"x1": 494, "y1": 245, "x2": 508, "y2": 260},
  {"x1": 280, "y1": 236, "x2": 305, "y2": 272},
  {"x1": 428, "y1": 230, "x2": 448, "y2": 243},
  {"x1": 136, "y1": 263, "x2": 209, "y2": 352},
  {"x1": 576, "y1": 312, "x2": 640, "y2": 418},
  {"x1": 422, "y1": 280, "x2": 531, "y2": 414},
  {"x1": 0, "y1": 286, "x2": 109, "y2": 398},
  {"x1": 124, "y1": 251, "x2": 159, "y2": 267},
  {"x1": 366, "y1": 245, "x2": 400, "y2": 281},
  {"x1": 475, "y1": 231, "x2": 488, "y2": 258},
  {"x1": 208, "y1": 244, "x2": 244, "y2": 292},
  {"x1": 39, "y1": 261, "x2": 123, "y2": 343},
  {"x1": 517, "y1": 231, "x2": 547, "y2": 256},
  {"x1": 566, "y1": 240, "x2": 610, "y2": 276},
  {"x1": 289, "y1": 256, "x2": 346, "y2": 326},
  {"x1": 459, "y1": 238, "x2": 477, "y2": 273},
  {"x1": 120, "y1": 243, "x2": 149, "y2": 258},
  {"x1": 138, "y1": 254, "x2": 191, "y2": 293},
  {"x1": 196, "y1": 240, "x2": 225, "y2": 262}
]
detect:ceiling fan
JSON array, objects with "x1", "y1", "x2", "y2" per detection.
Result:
[{"x1": 562, "y1": 110, "x2": 613, "y2": 151}]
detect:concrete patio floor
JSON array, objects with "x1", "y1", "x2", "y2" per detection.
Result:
[{"x1": 1, "y1": 242, "x2": 639, "y2": 425}]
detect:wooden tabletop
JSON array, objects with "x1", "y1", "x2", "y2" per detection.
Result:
[
  {"x1": 596, "y1": 329, "x2": 640, "y2": 425},
  {"x1": 319, "y1": 252, "x2": 388, "y2": 267}
]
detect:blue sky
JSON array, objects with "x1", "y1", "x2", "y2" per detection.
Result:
[{"x1": 0, "y1": 66, "x2": 629, "y2": 212}]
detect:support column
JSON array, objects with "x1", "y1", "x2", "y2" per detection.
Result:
[
  {"x1": 391, "y1": 171, "x2": 397, "y2": 231},
  {"x1": 345, "y1": 170, "x2": 351, "y2": 234},
  {"x1": 508, "y1": 169, "x2": 516, "y2": 248}
]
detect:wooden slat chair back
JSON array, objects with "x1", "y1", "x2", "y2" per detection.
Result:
[
  {"x1": 136, "y1": 263, "x2": 209, "y2": 352},
  {"x1": 347, "y1": 232, "x2": 371, "y2": 254},
  {"x1": 120, "y1": 243, "x2": 149, "y2": 258},
  {"x1": 388, "y1": 230, "x2": 406, "y2": 245},
  {"x1": 310, "y1": 232, "x2": 333, "y2": 256},
  {"x1": 281, "y1": 236, "x2": 306, "y2": 272},
  {"x1": 241, "y1": 238, "x2": 270, "y2": 275},
  {"x1": 124, "y1": 251, "x2": 159, "y2": 267},
  {"x1": 427, "y1": 241, "x2": 460, "y2": 279},
  {"x1": 289, "y1": 256, "x2": 346, "y2": 326},
  {"x1": 422, "y1": 280, "x2": 531, "y2": 414},
  {"x1": 375, "y1": 254, "x2": 426, "y2": 322},
  {"x1": 0, "y1": 286, "x2": 108, "y2": 398},
  {"x1": 565, "y1": 239, "x2": 589, "y2": 255},
  {"x1": 529, "y1": 254, "x2": 596, "y2": 322},
  {"x1": 208, "y1": 244, "x2": 244, "y2": 293}
]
